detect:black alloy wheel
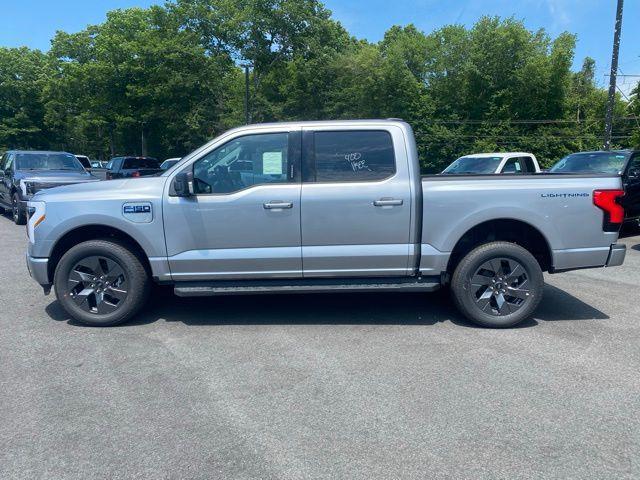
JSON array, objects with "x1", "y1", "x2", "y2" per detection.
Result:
[{"x1": 67, "y1": 255, "x2": 129, "y2": 315}]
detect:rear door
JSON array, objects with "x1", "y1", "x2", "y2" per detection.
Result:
[{"x1": 300, "y1": 126, "x2": 413, "y2": 277}]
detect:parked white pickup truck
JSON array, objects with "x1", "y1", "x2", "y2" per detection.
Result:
[
  {"x1": 442, "y1": 152, "x2": 541, "y2": 175},
  {"x1": 26, "y1": 120, "x2": 626, "y2": 328}
]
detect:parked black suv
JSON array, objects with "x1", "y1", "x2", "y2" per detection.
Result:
[
  {"x1": 0, "y1": 150, "x2": 99, "y2": 224},
  {"x1": 105, "y1": 156, "x2": 162, "y2": 180}
]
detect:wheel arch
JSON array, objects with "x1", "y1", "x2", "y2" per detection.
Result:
[
  {"x1": 47, "y1": 224, "x2": 152, "y2": 283},
  {"x1": 446, "y1": 218, "x2": 553, "y2": 275}
]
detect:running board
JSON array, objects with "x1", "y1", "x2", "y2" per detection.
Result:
[{"x1": 174, "y1": 276, "x2": 441, "y2": 297}]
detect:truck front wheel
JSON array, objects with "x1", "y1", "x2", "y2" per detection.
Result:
[
  {"x1": 451, "y1": 241, "x2": 544, "y2": 328},
  {"x1": 12, "y1": 193, "x2": 26, "y2": 225},
  {"x1": 53, "y1": 240, "x2": 150, "y2": 326}
]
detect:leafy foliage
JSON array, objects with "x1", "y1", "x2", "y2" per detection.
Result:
[{"x1": 0, "y1": 1, "x2": 637, "y2": 170}]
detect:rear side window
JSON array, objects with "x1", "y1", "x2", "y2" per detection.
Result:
[
  {"x1": 123, "y1": 158, "x2": 160, "y2": 169},
  {"x1": 313, "y1": 130, "x2": 395, "y2": 182},
  {"x1": 519, "y1": 157, "x2": 536, "y2": 173}
]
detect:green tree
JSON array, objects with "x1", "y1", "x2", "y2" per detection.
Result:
[
  {"x1": 45, "y1": 6, "x2": 236, "y2": 159},
  {"x1": 0, "y1": 47, "x2": 54, "y2": 150}
]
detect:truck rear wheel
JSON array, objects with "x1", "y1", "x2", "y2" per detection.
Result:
[
  {"x1": 53, "y1": 240, "x2": 150, "y2": 326},
  {"x1": 451, "y1": 241, "x2": 543, "y2": 328}
]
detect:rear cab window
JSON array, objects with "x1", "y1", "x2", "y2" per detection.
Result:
[
  {"x1": 123, "y1": 158, "x2": 160, "y2": 169},
  {"x1": 309, "y1": 130, "x2": 396, "y2": 182},
  {"x1": 519, "y1": 157, "x2": 536, "y2": 173}
]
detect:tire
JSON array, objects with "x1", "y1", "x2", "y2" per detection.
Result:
[
  {"x1": 54, "y1": 239, "x2": 150, "y2": 326},
  {"x1": 12, "y1": 192, "x2": 26, "y2": 225},
  {"x1": 451, "y1": 241, "x2": 544, "y2": 328}
]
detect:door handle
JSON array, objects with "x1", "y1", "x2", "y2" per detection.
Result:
[
  {"x1": 373, "y1": 198, "x2": 403, "y2": 207},
  {"x1": 263, "y1": 201, "x2": 293, "y2": 210}
]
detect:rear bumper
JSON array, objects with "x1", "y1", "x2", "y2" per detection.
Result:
[
  {"x1": 606, "y1": 243, "x2": 626, "y2": 267},
  {"x1": 551, "y1": 243, "x2": 626, "y2": 273},
  {"x1": 26, "y1": 253, "x2": 51, "y2": 291}
]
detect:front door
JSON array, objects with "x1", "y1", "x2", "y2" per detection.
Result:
[
  {"x1": 163, "y1": 130, "x2": 302, "y2": 280},
  {"x1": 300, "y1": 126, "x2": 413, "y2": 277}
]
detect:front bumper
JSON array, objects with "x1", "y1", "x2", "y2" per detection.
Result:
[
  {"x1": 26, "y1": 253, "x2": 51, "y2": 293},
  {"x1": 606, "y1": 243, "x2": 626, "y2": 267}
]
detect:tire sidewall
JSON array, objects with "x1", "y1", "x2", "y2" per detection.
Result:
[
  {"x1": 54, "y1": 242, "x2": 147, "y2": 326},
  {"x1": 452, "y1": 242, "x2": 544, "y2": 328}
]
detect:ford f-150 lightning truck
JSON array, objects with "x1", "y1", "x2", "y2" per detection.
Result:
[{"x1": 25, "y1": 120, "x2": 627, "y2": 328}]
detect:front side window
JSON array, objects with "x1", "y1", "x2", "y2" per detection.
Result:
[
  {"x1": 3, "y1": 154, "x2": 13, "y2": 173},
  {"x1": 627, "y1": 154, "x2": 640, "y2": 179},
  {"x1": 193, "y1": 133, "x2": 289, "y2": 194},
  {"x1": 313, "y1": 131, "x2": 395, "y2": 182}
]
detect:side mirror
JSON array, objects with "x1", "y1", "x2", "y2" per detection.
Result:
[
  {"x1": 627, "y1": 168, "x2": 640, "y2": 181},
  {"x1": 173, "y1": 170, "x2": 194, "y2": 197}
]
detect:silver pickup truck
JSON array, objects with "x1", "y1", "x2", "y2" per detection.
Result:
[{"x1": 25, "y1": 120, "x2": 626, "y2": 328}]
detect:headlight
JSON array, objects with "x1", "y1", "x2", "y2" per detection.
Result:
[{"x1": 27, "y1": 201, "x2": 46, "y2": 244}]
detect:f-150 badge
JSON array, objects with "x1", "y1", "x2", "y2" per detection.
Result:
[{"x1": 122, "y1": 202, "x2": 153, "y2": 223}]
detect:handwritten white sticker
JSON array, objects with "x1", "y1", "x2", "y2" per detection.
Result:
[{"x1": 263, "y1": 151, "x2": 283, "y2": 175}]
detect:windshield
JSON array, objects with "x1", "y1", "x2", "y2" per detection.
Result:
[
  {"x1": 15, "y1": 153, "x2": 84, "y2": 171},
  {"x1": 549, "y1": 152, "x2": 628, "y2": 174},
  {"x1": 442, "y1": 156, "x2": 503, "y2": 174}
]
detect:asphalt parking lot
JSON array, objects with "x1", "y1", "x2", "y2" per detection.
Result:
[{"x1": 1, "y1": 213, "x2": 639, "y2": 479}]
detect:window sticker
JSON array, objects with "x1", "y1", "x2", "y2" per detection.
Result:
[{"x1": 263, "y1": 151, "x2": 283, "y2": 174}]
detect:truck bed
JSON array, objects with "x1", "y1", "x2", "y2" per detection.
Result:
[{"x1": 418, "y1": 173, "x2": 623, "y2": 275}]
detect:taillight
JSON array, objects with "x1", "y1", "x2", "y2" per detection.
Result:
[
  {"x1": 593, "y1": 189, "x2": 625, "y2": 231},
  {"x1": 132, "y1": 171, "x2": 141, "y2": 178}
]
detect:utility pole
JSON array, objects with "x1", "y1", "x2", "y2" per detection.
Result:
[
  {"x1": 604, "y1": 0, "x2": 624, "y2": 150},
  {"x1": 141, "y1": 121, "x2": 146, "y2": 156},
  {"x1": 244, "y1": 65, "x2": 251, "y2": 125}
]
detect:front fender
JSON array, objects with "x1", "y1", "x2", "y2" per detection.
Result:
[{"x1": 31, "y1": 210, "x2": 166, "y2": 260}]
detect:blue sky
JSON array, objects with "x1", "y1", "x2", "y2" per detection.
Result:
[{"x1": 2, "y1": 0, "x2": 639, "y2": 94}]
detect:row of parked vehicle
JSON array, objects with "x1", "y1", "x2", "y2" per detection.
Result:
[{"x1": 0, "y1": 151, "x2": 180, "y2": 224}]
